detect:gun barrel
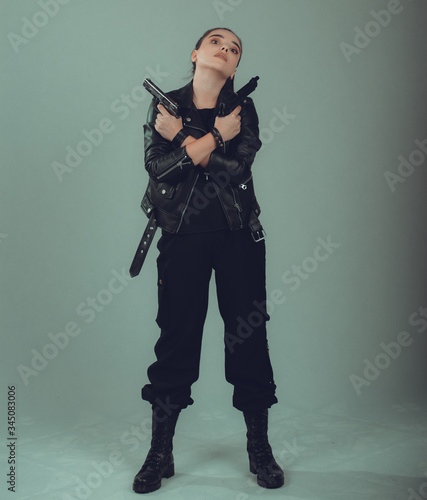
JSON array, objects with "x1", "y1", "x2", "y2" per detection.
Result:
[
  {"x1": 143, "y1": 78, "x2": 180, "y2": 117},
  {"x1": 143, "y1": 78, "x2": 165, "y2": 103},
  {"x1": 236, "y1": 76, "x2": 259, "y2": 98}
]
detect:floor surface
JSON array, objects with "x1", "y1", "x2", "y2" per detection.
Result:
[{"x1": 6, "y1": 400, "x2": 427, "y2": 500}]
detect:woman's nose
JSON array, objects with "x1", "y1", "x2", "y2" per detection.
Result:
[{"x1": 221, "y1": 46, "x2": 228, "y2": 52}]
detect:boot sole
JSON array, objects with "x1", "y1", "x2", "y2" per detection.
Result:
[
  {"x1": 249, "y1": 461, "x2": 284, "y2": 489},
  {"x1": 133, "y1": 463, "x2": 175, "y2": 494}
]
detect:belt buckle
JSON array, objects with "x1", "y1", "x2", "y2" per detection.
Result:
[{"x1": 252, "y1": 229, "x2": 266, "y2": 242}]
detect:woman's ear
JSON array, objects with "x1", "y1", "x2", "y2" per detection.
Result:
[
  {"x1": 230, "y1": 69, "x2": 237, "y2": 80},
  {"x1": 191, "y1": 50, "x2": 197, "y2": 63}
]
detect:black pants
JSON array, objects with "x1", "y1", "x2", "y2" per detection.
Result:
[{"x1": 141, "y1": 227, "x2": 278, "y2": 414}]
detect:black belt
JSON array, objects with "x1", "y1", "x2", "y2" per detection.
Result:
[
  {"x1": 129, "y1": 212, "x2": 158, "y2": 278},
  {"x1": 129, "y1": 208, "x2": 265, "y2": 278},
  {"x1": 248, "y1": 209, "x2": 266, "y2": 242}
]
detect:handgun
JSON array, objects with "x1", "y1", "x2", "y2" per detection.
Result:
[
  {"x1": 143, "y1": 76, "x2": 259, "y2": 118},
  {"x1": 218, "y1": 76, "x2": 259, "y2": 116},
  {"x1": 143, "y1": 78, "x2": 180, "y2": 118}
]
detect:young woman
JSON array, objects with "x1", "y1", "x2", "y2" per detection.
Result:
[{"x1": 133, "y1": 27, "x2": 284, "y2": 493}]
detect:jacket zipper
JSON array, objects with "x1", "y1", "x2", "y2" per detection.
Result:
[
  {"x1": 239, "y1": 173, "x2": 253, "y2": 190},
  {"x1": 157, "y1": 153, "x2": 189, "y2": 181},
  {"x1": 231, "y1": 187, "x2": 243, "y2": 228},
  {"x1": 183, "y1": 119, "x2": 238, "y2": 228},
  {"x1": 175, "y1": 111, "x2": 229, "y2": 231},
  {"x1": 213, "y1": 182, "x2": 233, "y2": 230},
  {"x1": 176, "y1": 171, "x2": 200, "y2": 232}
]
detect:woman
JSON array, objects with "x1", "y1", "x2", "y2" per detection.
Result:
[{"x1": 133, "y1": 27, "x2": 284, "y2": 493}]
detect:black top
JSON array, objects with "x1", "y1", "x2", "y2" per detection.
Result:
[{"x1": 177, "y1": 108, "x2": 229, "y2": 234}]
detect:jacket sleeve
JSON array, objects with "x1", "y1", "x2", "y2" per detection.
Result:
[
  {"x1": 205, "y1": 97, "x2": 262, "y2": 186},
  {"x1": 143, "y1": 98, "x2": 195, "y2": 184}
]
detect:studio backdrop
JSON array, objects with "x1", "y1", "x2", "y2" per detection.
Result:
[{"x1": 1, "y1": 0, "x2": 426, "y2": 447}]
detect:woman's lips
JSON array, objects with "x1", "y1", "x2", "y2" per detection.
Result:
[{"x1": 215, "y1": 52, "x2": 228, "y2": 62}]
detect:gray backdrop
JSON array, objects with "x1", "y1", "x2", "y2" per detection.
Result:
[{"x1": 1, "y1": 0, "x2": 427, "y2": 441}]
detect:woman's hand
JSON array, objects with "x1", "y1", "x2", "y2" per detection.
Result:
[
  {"x1": 155, "y1": 104, "x2": 183, "y2": 142},
  {"x1": 214, "y1": 105, "x2": 242, "y2": 142}
]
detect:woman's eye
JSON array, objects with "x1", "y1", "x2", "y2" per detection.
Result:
[
  {"x1": 231, "y1": 48, "x2": 238, "y2": 54},
  {"x1": 211, "y1": 39, "x2": 219, "y2": 44}
]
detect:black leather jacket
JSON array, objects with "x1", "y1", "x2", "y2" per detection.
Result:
[{"x1": 140, "y1": 79, "x2": 263, "y2": 234}]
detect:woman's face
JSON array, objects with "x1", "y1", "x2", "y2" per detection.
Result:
[{"x1": 192, "y1": 29, "x2": 241, "y2": 80}]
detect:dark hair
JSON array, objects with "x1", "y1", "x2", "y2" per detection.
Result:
[{"x1": 191, "y1": 27, "x2": 243, "y2": 75}]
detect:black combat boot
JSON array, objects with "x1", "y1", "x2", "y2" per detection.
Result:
[
  {"x1": 132, "y1": 408, "x2": 181, "y2": 494},
  {"x1": 243, "y1": 409, "x2": 284, "y2": 489}
]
